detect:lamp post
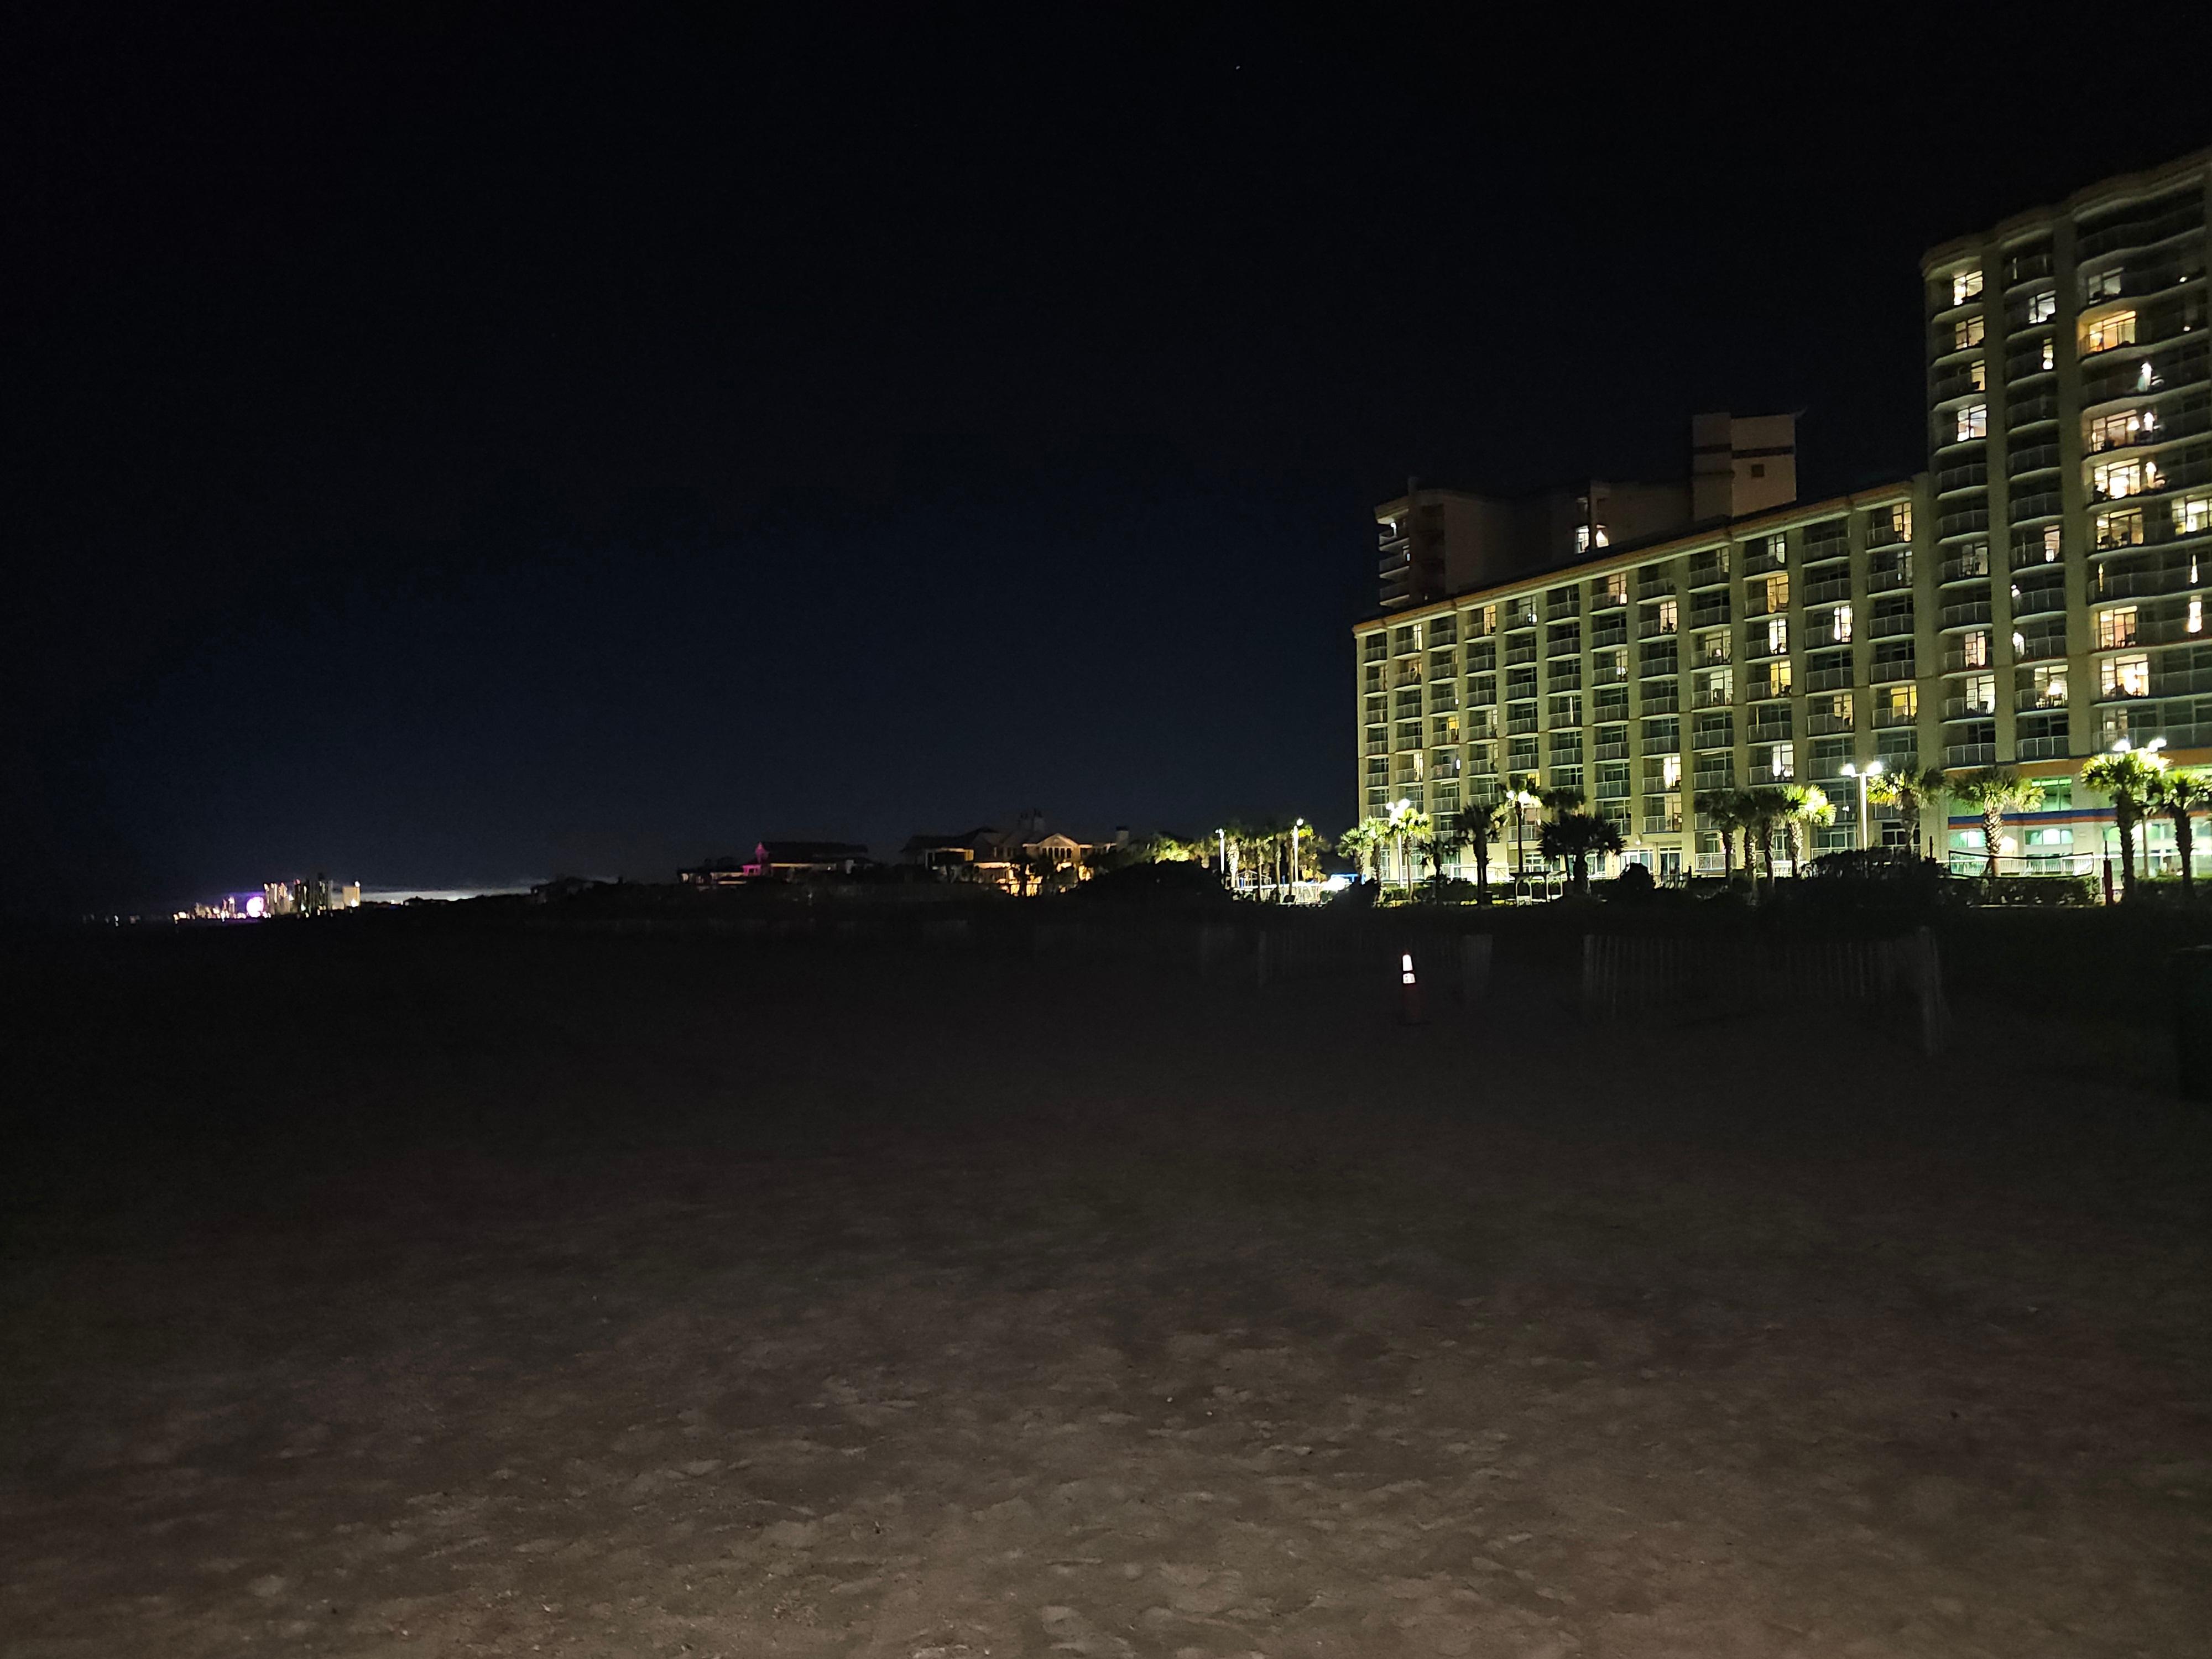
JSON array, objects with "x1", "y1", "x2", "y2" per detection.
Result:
[
  {"x1": 1216, "y1": 827, "x2": 1227, "y2": 887},
  {"x1": 1387, "y1": 797, "x2": 1410, "y2": 893},
  {"x1": 1840, "y1": 759, "x2": 1884, "y2": 852},
  {"x1": 1291, "y1": 817, "x2": 1304, "y2": 897}
]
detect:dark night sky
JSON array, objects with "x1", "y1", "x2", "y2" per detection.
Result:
[{"x1": 9, "y1": 12, "x2": 2209, "y2": 913}]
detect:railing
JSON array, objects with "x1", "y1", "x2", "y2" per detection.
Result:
[
  {"x1": 2012, "y1": 487, "x2": 2064, "y2": 521},
  {"x1": 2012, "y1": 631, "x2": 2066, "y2": 661},
  {"x1": 1942, "y1": 697, "x2": 1999, "y2": 720},
  {"x1": 1505, "y1": 643, "x2": 1537, "y2": 665},
  {"x1": 1637, "y1": 572, "x2": 1674, "y2": 600},
  {"x1": 1873, "y1": 609, "x2": 1919, "y2": 636},
  {"x1": 1687, "y1": 555, "x2": 1730, "y2": 588},
  {"x1": 1641, "y1": 815, "x2": 1684, "y2": 835},
  {"x1": 1870, "y1": 651, "x2": 1918, "y2": 680},
  {"x1": 1938, "y1": 505, "x2": 1991, "y2": 538},
  {"x1": 2010, "y1": 578, "x2": 2066, "y2": 615},
  {"x1": 1937, "y1": 460, "x2": 1989, "y2": 494},
  {"x1": 1808, "y1": 711, "x2": 1855, "y2": 735},
  {"x1": 1940, "y1": 555, "x2": 1991, "y2": 584},
  {"x1": 1806, "y1": 665, "x2": 1855, "y2": 691},
  {"x1": 1867, "y1": 559, "x2": 1913, "y2": 592},
  {"x1": 1640, "y1": 688, "x2": 1680, "y2": 713},
  {"x1": 2008, "y1": 441, "x2": 2062, "y2": 476},
  {"x1": 1937, "y1": 601, "x2": 1989, "y2": 628},
  {"x1": 1804, "y1": 576, "x2": 1852, "y2": 604},
  {"x1": 2016, "y1": 733, "x2": 2072, "y2": 762},
  {"x1": 1591, "y1": 621, "x2": 1628, "y2": 648},
  {"x1": 1943, "y1": 742, "x2": 1996, "y2": 767},
  {"x1": 2006, "y1": 388, "x2": 2059, "y2": 424}
]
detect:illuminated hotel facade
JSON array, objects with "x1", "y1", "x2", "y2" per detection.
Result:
[{"x1": 1356, "y1": 150, "x2": 2211, "y2": 880}]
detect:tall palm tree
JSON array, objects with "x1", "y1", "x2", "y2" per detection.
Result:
[
  {"x1": 1694, "y1": 786, "x2": 1742, "y2": 881},
  {"x1": 1779, "y1": 784, "x2": 1835, "y2": 874},
  {"x1": 1386, "y1": 804, "x2": 1433, "y2": 895},
  {"x1": 2148, "y1": 765, "x2": 2212, "y2": 902},
  {"x1": 1537, "y1": 810, "x2": 1624, "y2": 894},
  {"x1": 1456, "y1": 797, "x2": 1508, "y2": 902},
  {"x1": 1740, "y1": 786, "x2": 1792, "y2": 885},
  {"x1": 1536, "y1": 784, "x2": 1587, "y2": 818},
  {"x1": 1866, "y1": 764, "x2": 1944, "y2": 856},
  {"x1": 1952, "y1": 767, "x2": 2044, "y2": 881},
  {"x1": 2080, "y1": 749, "x2": 2165, "y2": 898}
]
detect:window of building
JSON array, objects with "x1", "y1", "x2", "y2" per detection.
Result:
[
  {"x1": 2084, "y1": 310, "x2": 2137, "y2": 353},
  {"x1": 2192, "y1": 597, "x2": 2204, "y2": 635},
  {"x1": 2085, "y1": 267, "x2": 2125, "y2": 302},
  {"x1": 1697, "y1": 667, "x2": 1733, "y2": 706},
  {"x1": 1392, "y1": 625, "x2": 1417, "y2": 655},
  {"x1": 1952, "y1": 269, "x2": 1984, "y2": 306},
  {"x1": 2089, "y1": 408, "x2": 2156, "y2": 452},
  {"x1": 2036, "y1": 525, "x2": 2062, "y2": 563},
  {"x1": 1573, "y1": 524, "x2": 1611, "y2": 555},
  {"x1": 1969, "y1": 361, "x2": 1987, "y2": 391},
  {"x1": 2041, "y1": 337, "x2": 2056, "y2": 372},
  {"x1": 1834, "y1": 603, "x2": 1854, "y2": 644},
  {"x1": 2101, "y1": 653, "x2": 2151, "y2": 697},
  {"x1": 1432, "y1": 714, "x2": 1460, "y2": 745},
  {"x1": 2175, "y1": 494, "x2": 2212, "y2": 535},
  {"x1": 2095, "y1": 606, "x2": 2139, "y2": 649},
  {"x1": 1961, "y1": 673, "x2": 1995, "y2": 713},
  {"x1": 1955, "y1": 404, "x2": 1987, "y2": 442},
  {"x1": 1963, "y1": 629, "x2": 1989, "y2": 668},
  {"x1": 1880, "y1": 684, "x2": 1917, "y2": 719},
  {"x1": 2095, "y1": 508, "x2": 2144, "y2": 550},
  {"x1": 1656, "y1": 597, "x2": 1678, "y2": 632},
  {"x1": 2095, "y1": 458, "x2": 2165, "y2": 500},
  {"x1": 2027, "y1": 290, "x2": 2056, "y2": 324},
  {"x1": 1766, "y1": 616, "x2": 1789, "y2": 656},
  {"x1": 1660, "y1": 753, "x2": 1682, "y2": 789},
  {"x1": 1770, "y1": 743, "x2": 1794, "y2": 780},
  {"x1": 2028, "y1": 665, "x2": 2068, "y2": 707},
  {"x1": 1953, "y1": 315, "x2": 1985, "y2": 350},
  {"x1": 1697, "y1": 628, "x2": 1730, "y2": 665},
  {"x1": 1470, "y1": 604, "x2": 1498, "y2": 637},
  {"x1": 1601, "y1": 571, "x2": 1627, "y2": 603},
  {"x1": 1768, "y1": 659, "x2": 1794, "y2": 696}
]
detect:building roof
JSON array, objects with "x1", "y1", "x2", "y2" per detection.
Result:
[
  {"x1": 1353, "y1": 477, "x2": 1920, "y2": 635},
  {"x1": 753, "y1": 840, "x2": 872, "y2": 863}
]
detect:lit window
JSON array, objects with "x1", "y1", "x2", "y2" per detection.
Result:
[
  {"x1": 1661, "y1": 754, "x2": 1682, "y2": 788},
  {"x1": 1963, "y1": 630, "x2": 1989, "y2": 668},
  {"x1": 2031, "y1": 666, "x2": 2068, "y2": 707},
  {"x1": 1834, "y1": 603, "x2": 1854, "y2": 643},
  {"x1": 1957, "y1": 540, "x2": 1991, "y2": 577},
  {"x1": 2094, "y1": 459, "x2": 2148, "y2": 499},
  {"x1": 1953, "y1": 315, "x2": 1985, "y2": 349},
  {"x1": 2138, "y1": 361, "x2": 2155, "y2": 390},
  {"x1": 2100, "y1": 654, "x2": 2151, "y2": 697},
  {"x1": 1955, "y1": 404, "x2": 1987, "y2": 442},
  {"x1": 2039, "y1": 525, "x2": 2061, "y2": 562},
  {"x1": 2085, "y1": 267, "x2": 2125, "y2": 301},
  {"x1": 2084, "y1": 310, "x2": 2137, "y2": 353},
  {"x1": 2027, "y1": 290, "x2": 2056, "y2": 324},
  {"x1": 2174, "y1": 494, "x2": 2212, "y2": 535},
  {"x1": 2041, "y1": 337, "x2": 2056, "y2": 371},
  {"x1": 1884, "y1": 685, "x2": 1918, "y2": 718},
  {"x1": 2191, "y1": 598, "x2": 2205, "y2": 635},
  {"x1": 1766, "y1": 616, "x2": 1788, "y2": 655},
  {"x1": 2095, "y1": 606, "x2": 2139, "y2": 649},
  {"x1": 1656, "y1": 598, "x2": 1678, "y2": 632},
  {"x1": 1603, "y1": 572, "x2": 1627, "y2": 602},
  {"x1": 2089, "y1": 409, "x2": 2152, "y2": 452},
  {"x1": 1769, "y1": 659, "x2": 1794, "y2": 695},
  {"x1": 2096, "y1": 509, "x2": 2144, "y2": 549},
  {"x1": 1969, "y1": 361, "x2": 1987, "y2": 391},
  {"x1": 1698, "y1": 667, "x2": 1733, "y2": 706},
  {"x1": 1963, "y1": 674, "x2": 1995, "y2": 713},
  {"x1": 1890, "y1": 504, "x2": 1912, "y2": 539},
  {"x1": 1771, "y1": 743, "x2": 1794, "y2": 780},
  {"x1": 1952, "y1": 269, "x2": 1984, "y2": 306}
]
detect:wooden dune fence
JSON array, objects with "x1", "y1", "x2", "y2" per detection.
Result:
[{"x1": 1579, "y1": 927, "x2": 1949, "y2": 1052}]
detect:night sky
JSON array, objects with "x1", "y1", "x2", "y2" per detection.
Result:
[{"x1": 12, "y1": 14, "x2": 2209, "y2": 914}]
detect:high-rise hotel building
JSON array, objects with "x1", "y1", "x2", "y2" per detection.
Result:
[{"x1": 1355, "y1": 150, "x2": 2210, "y2": 879}]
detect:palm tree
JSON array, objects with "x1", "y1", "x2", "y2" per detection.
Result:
[
  {"x1": 1694, "y1": 786, "x2": 1743, "y2": 881},
  {"x1": 1866, "y1": 764, "x2": 1944, "y2": 856},
  {"x1": 1538, "y1": 810, "x2": 1625, "y2": 895},
  {"x1": 1456, "y1": 797, "x2": 1509, "y2": 902},
  {"x1": 1393, "y1": 806, "x2": 1434, "y2": 896},
  {"x1": 1536, "y1": 784, "x2": 1587, "y2": 818},
  {"x1": 2081, "y1": 748, "x2": 2166, "y2": 899},
  {"x1": 1337, "y1": 820, "x2": 1377, "y2": 883},
  {"x1": 1952, "y1": 767, "x2": 2044, "y2": 881},
  {"x1": 1740, "y1": 786, "x2": 1792, "y2": 885},
  {"x1": 1780, "y1": 784, "x2": 1835, "y2": 874},
  {"x1": 2148, "y1": 765, "x2": 2211, "y2": 902}
]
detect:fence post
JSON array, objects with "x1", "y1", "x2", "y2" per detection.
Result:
[
  {"x1": 1915, "y1": 926, "x2": 1949, "y2": 1055},
  {"x1": 1459, "y1": 934, "x2": 1492, "y2": 1008}
]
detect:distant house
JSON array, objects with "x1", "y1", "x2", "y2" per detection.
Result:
[
  {"x1": 742, "y1": 840, "x2": 875, "y2": 881},
  {"x1": 530, "y1": 875, "x2": 608, "y2": 903},
  {"x1": 900, "y1": 829, "x2": 997, "y2": 878},
  {"x1": 677, "y1": 857, "x2": 749, "y2": 889}
]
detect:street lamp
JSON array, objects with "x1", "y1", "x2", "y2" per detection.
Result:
[
  {"x1": 1840, "y1": 759, "x2": 1884, "y2": 852},
  {"x1": 1291, "y1": 817, "x2": 1305, "y2": 895},
  {"x1": 1216, "y1": 826, "x2": 1227, "y2": 885},
  {"x1": 1387, "y1": 797, "x2": 1410, "y2": 891}
]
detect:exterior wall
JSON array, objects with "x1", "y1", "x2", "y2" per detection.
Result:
[{"x1": 1354, "y1": 482, "x2": 1932, "y2": 877}]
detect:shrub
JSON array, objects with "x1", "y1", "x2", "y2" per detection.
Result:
[
  {"x1": 1603, "y1": 864, "x2": 1657, "y2": 902},
  {"x1": 1970, "y1": 874, "x2": 2096, "y2": 907}
]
